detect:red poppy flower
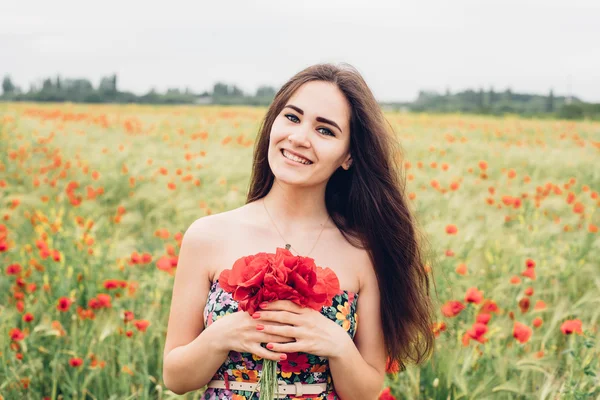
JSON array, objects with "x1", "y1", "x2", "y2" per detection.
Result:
[
  {"x1": 156, "y1": 256, "x2": 175, "y2": 272},
  {"x1": 476, "y1": 313, "x2": 491, "y2": 325},
  {"x1": 103, "y1": 280, "x2": 119, "y2": 290},
  {"x1": 533, "y1": 300, "x2": 547, "y2": 311},
  {"x1": 123, "y1": 310, "x2": 134, "y2": 322},
  {"x1": 455, "y1": 263, "x2": 468, "y2": 275},
  {"x1": 57, "y1": 297, "x2": 72, "y2": 312},
  {"x1": 480, "y1": 299, "x2": 499, "y2": 313},
  {"x1": 385, "y1": 357, "x2": 400, "y2": 374},
  {"x1": 466, "y1": 322, "x2": 488, "y2": 343},
  {"x1": 134, "y1": 319, "x2": 150, "y2": 332},
  {"x1": 560, "y1": 319, "x2": 583, "y2": 335},
  {"x1": 378, "y1": 387, "x2": 396, "y2": 400},
  {"x1": 465, "y1": 287, "x2": 484, "y2": 304},
  {"x1": 96, "y1": 294, "x2": 112, "y2": 308},
  {"x1": 518, "y1": 297, "x2": 530, "y2": 313},
  {"x1": 513, "y1": 321, "x2": 532, "y2": 343},
  {"x1": 6, "y1": 263, "x2": 21, "y2": 275},
  {"x1": 69, "y1": 357, "x2": 83, "y2": 367},
  {"x1": 521, "y1": 268, "x2": 536, "y2": 280},
  {"x1": 10, "y1": 328, "x2": 25, "y2": 341},
  {"x1": 441, "y1": 300, "x2": 465, "y2": 317},
  {"x1": 445, "y1": 225, "x2": 458, "y2": 235}
]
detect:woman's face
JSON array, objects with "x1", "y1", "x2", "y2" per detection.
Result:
[{"x1": 268, "y1": 80, "x2": 352, "y2": 187}]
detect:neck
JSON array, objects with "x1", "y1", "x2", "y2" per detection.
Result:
[{"x1": 261, "y1": 179, "x2": 330, "y2": 237}]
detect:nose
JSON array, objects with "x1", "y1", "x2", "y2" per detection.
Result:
[{"x1": 287, "y1": 123, "x2": 311, "y2": 148}]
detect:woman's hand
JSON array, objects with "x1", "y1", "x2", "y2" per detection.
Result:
[
  {"x1": 211, "y1": 309, "x2": 295, "y2": 361},
  {"x1": 252, "y1": 300, "x2": 352, "y2": 359}
]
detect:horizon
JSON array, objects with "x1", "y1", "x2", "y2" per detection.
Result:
[
  {"x1": 1, "y1": 72, "x2": 584, "y2": 104},
  {"x1": 2, "y1": 0, "x2": 599, "y2": 103}
]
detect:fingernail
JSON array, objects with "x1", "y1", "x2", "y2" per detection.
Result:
[
  {"x1": 252, "y1": 312, "x2": 261, "y2": 319},
  {"x1": 260, "y1": 302, "x2": 268, "y2": 308},
  {"x1": 256, "y1": 324, "x2": 264, "y2": 330},
  {"x1": 280, "y1": 354, "x2": 287, "y2": 361},
  {"x1": 267, "y1": 343, "x2": 274, "y2": 350}
]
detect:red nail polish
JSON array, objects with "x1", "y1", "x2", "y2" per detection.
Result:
[
  {"x1": 267, "y1": 343, "x2": 274, "y2": 350},
  {"x1": 256, "y1": 324, "x2": 264, "y2": 330},
  {"x1": 280, "y1": 354, "x2": 287, "y2": 361},
  {"x1": 260, "y1": 302, "x2": 268, "y2": 308},
  {"x1": 252, "y1": 312, "x2": 261, "y2": 319}
]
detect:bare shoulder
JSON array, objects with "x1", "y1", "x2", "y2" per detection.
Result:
[
  {"x1": 355, "y1": 246, "x2": 377, "y2": 294},
  {"x1": 184, "y1": 206, "x2": 246, "y2": 244},
  {"x1": 325, "y1": 230, "x2": 372, "y2": 295},
  {"x1": 186, "y1": 210, "x2": 226, "y2": 233},
  {"x1": 183, "y1": 204, "x2": 254, "y2": 272}
]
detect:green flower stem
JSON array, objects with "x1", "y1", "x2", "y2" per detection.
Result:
[{"x1": 251, "y1": 359, "x2": 279, "y2": 400}]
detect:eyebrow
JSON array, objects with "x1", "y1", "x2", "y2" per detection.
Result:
[{"x1": 283, "y1": 104, "x2": 342, "y2": 134}]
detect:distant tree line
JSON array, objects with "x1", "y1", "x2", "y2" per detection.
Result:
[
  {"x1": 0, "y1": 74, "x2": 278, "y2": 106},
  {"x1": 2, "y1": 74, "x2": 598, "y2": 120},
  {"x1": 385, "y1": 87, "x2": 600, "y2": 120}
]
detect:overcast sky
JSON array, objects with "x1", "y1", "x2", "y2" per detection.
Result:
[{"x1": 2, "y1": 0, "x2": 599, "y2": 102}]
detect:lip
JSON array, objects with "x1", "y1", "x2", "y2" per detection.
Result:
[{"x1": 281, "y1": 148, "x2": 313, "y2": 163}]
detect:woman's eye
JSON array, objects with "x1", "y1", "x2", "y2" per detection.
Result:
[
  {"x1": 284, "y1": 114, "x2": 335, "y2": 137},
  {"x1": 285, "y1": 114, "x2": 300, "y2": 123},
  {"x1": 318, "y1": 127, "x2": 334, "y2": 137}
]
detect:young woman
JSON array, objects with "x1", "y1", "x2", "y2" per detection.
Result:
[{"x1": 162, "y1": 63, "x2": 436, "y2": 399}]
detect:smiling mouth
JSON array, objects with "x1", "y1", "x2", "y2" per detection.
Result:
[{"x1": 281, "y1": 149, "x2": 313, "y2": 165}]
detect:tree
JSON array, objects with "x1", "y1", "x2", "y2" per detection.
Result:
[
  {"x1": 212, "y1": 82, "x2": 229, "y2": 97},
  {"x1": 231, "y1": 85, "x2": 244, "y2": 96},
  {"x1": 546, "y1": 89, "x2": 554, "y2": 113},
  {"x1": 256, "y1": 85, "x2": 276, "y2": 98},
  {"x1": 477, "y1": 88, "x2": 484, "y2": 109},
  {"x1": 99, "y1": 74, "x2": 117, "y2": 93},
  {"x1": 488, "y1": 86, "x2": 496, "y2": 105},
  {"x1": 2, "y1": 75, "x2": 16, "y2": 95},
  {"x1": 42, "y1": 78, "x2": 54, "y2": 91}
]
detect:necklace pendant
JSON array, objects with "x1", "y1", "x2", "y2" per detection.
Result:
[{"x1": 285, "y1": 243, "x2": 291, "y2": 250}]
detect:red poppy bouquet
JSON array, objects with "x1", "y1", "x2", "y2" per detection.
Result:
[{"x1": 218, "y1": 246, "x2": 340, "y2": 399}]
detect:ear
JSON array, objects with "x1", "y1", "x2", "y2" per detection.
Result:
[{"x1": 343, "y1": 154, "x2": 353, "y2": 170}]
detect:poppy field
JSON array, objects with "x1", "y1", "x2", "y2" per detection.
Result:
[{"x1": 1, "y1": 102, "x2": 599, "y2": 399}]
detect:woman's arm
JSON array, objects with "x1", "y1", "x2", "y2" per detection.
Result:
[
  {"x1": 163, "y1": 320, "x2": 231, "y2": 395},
  {"x1": 162, "y1": 217, "x2": 227, "y2": 395},
  {"x1": 328, "y1": 260, "x2": 387, "y2": 400}
]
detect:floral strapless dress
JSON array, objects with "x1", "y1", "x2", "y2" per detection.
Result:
[{"x1": 200, "y1": 279, "x2": 359, "y2": 400}]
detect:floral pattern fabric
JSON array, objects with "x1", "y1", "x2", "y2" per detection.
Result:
[{"x1": 200, "y1": 278, "x2": 359, "y2": 400}]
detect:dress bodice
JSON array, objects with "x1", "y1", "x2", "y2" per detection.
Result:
[{"x1": 200, "y1": 279, "x2": 359, "y2": 400}]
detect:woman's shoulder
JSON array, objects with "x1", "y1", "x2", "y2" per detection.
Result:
[
  {"x1": 187, "y1": 202, "x2": 254, "y2": 234},
  {"x1": 183, "y1": 202, "x2": 259, "y2": 253}
]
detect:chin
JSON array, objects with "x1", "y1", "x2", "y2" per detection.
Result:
[{"x1": 272, "y1": 169, "x2": 303, "y2": 184}]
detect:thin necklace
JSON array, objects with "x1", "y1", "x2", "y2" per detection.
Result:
[{"x1": 262, "y1": 197, "x2": 329, "y2": 257}]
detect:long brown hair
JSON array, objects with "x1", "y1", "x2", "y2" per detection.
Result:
[{"x1": 246, "y1": 62, "x2": 438, "y2": 371}]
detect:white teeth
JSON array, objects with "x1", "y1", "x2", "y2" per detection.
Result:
[{"x1": 282, "y1": 150, "x2": 312, "y2": 164}]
